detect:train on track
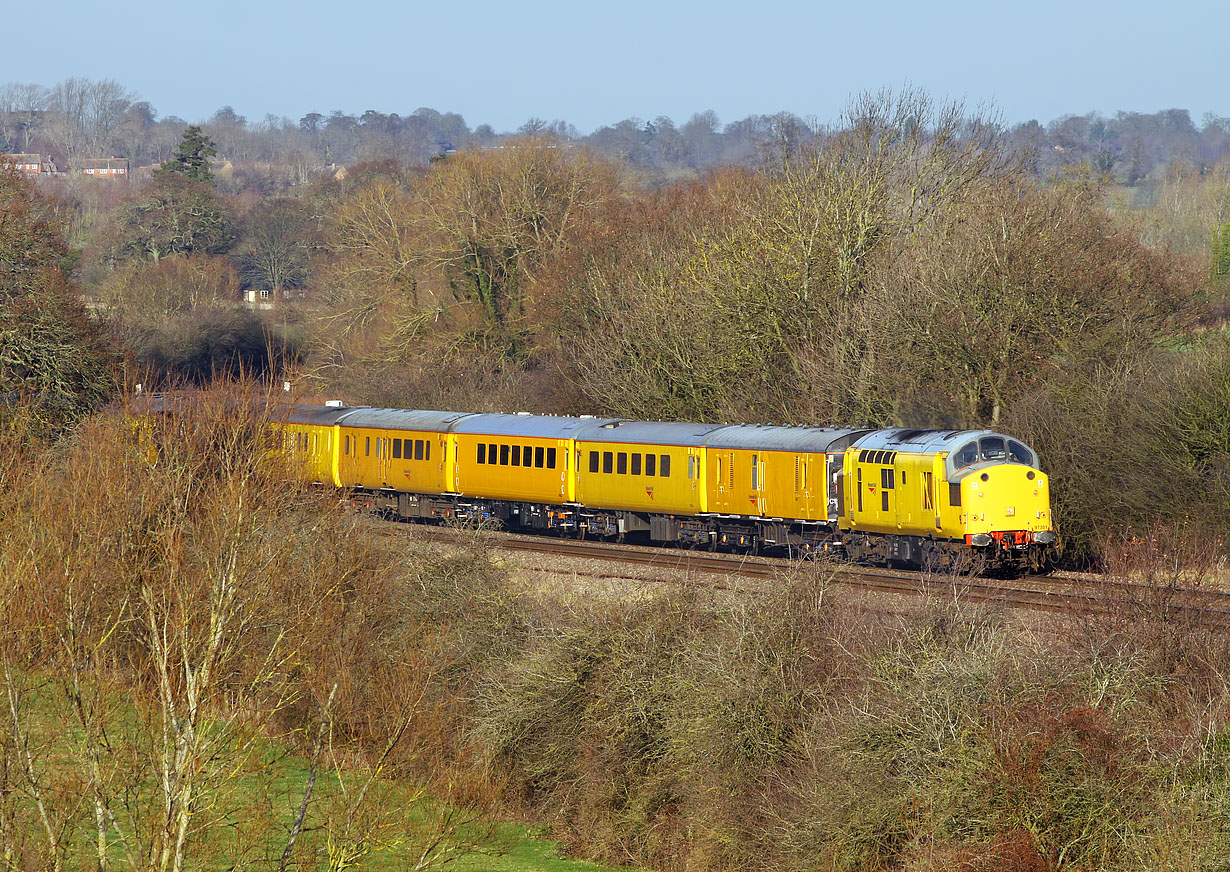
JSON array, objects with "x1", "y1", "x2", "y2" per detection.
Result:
[{"x1": 268, "y1": 403, "x2": 1056, "y2": 573}]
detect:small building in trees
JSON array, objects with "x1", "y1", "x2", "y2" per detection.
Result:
[
  {"x1": 79, "y1": 157, "x2": 130, "y2": 178},
  {"x1": 2, "y1": 153, "x2": 58, "y2": 176}
]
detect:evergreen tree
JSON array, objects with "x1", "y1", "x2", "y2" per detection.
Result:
[{"x1": 155, "y1": 125, "x2": 217, "y2": 182}]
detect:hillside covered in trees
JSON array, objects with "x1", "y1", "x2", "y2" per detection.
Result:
[
  {"x1": 3, "y1": 80, "x2": 1230, "y2": 871},
  {"x1": 6, "y1": 84, "x2": 1225, "y2": 556}
]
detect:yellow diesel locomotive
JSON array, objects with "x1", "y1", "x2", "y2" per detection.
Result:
[{"x1": 274, "y1": 403, "x2": 1056, "y2": 572}]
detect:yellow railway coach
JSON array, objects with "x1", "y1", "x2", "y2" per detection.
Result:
[
  {"x1": 573, "y1": 420, "x2": 727, "y2": 543},
  {"x1": 700, "y1": 425, "x2": 868, "y2": 551}
]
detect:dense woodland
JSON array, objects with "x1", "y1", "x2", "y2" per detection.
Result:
[{"x1": 2, "y1": 80, "x2": 1230, "y2": 871}]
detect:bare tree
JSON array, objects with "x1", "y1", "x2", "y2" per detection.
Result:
[
  {"x1": 0, "y1": 82, "x2": 50, "y2": 152},
  {"x1": 44, "y1": 77, "x2": 135, "y2": 168}
]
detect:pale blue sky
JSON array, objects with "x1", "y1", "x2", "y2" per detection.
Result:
[{"x1": 6, "y1": 0, "x2": 1225, "y2": 132}]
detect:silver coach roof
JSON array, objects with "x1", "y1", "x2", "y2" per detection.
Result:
[
  {"x1": 575, "y1": 419, "x2": 729, "y2": 447},
  {"x1": 454, "y1": 413, "x2": 623, "y2": 439},
  {"x1": 336, "y1": 408, "x2": 477, "y2": 431},
  {"x1": 284, "y1": 404, "x2": 357, "y2": 426},
  {"x1": 704, "y1": 425, "x2": 871, "y2": 453}
]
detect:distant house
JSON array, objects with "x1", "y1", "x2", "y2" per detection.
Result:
[
  {"x1": 244, "y1": 289, "x2": 274, "y2": 310},
  {"x1": 3, "y1": 153, "x2": 58, "y2": 176},
  {"x1": 79, "y1": 158, "x2": 130, "y2": 178}
]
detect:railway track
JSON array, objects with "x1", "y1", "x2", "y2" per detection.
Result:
[{"x1": 403, "y1": 525, "x2": 1230, "y2": 630}]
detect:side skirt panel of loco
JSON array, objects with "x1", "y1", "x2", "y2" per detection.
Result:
[{"x1": 354, "y1": 488, "x2": 840, "y2": 552}]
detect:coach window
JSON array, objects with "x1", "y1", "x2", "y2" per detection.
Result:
[
  {"x1": 488, "y1": 443, "x2": 496, "y2": 464},
  {"x1": 345, "y1": 434, "x2": 351, "y2": 455},
  {"x1": 631, "y1": 453, "x2": 641, "y2": 475},
  {"x1": 751, "y1": 454, "x2": 758, "y2": 490},
  {"x1": 645, "y1": 453, "x2": 656, "y2": 476},
  {"x1": 617, "y1": 452, "x2": 628, "y2": 475},
  {"x1": 415, "y1": 439, "x2": 425, "y2": 461},
  {"x1": 512, "y1": 445, "x2": 521, "y2": 466},
  {"x1": 477, "y1": 443, "x2": 486, "y2": 464},
  {"x1": 661, "y1": 455, "x2": 671, "y2": 477},
  {"x1": 603, "y1": 451, "x2": 614, "y2": 474},
  {"x1": 589, "y1": 451, "x2": 600, "y2": 473},
  {"x1": 535, "y1": 446, "x2": 545, "y2": 468},
  {"x1": 500, "y1": 444, "x2": 510, "y2": 465},
  {"x1": 954, "y1": 441, "x2": 977, "y2": 468},
  {"x1": 365, "y1": 437, "x2": 370, "y2": 457},
  {"x1": 547, "y1": 447, "x2": 557, "y2": 469},
  {"x1": 425, "y1": 441, "x2": 430, "y2": 461},
  {"x1": 857, "y1": 467, "x2": 863, "y2": 512},
  {"x1": 980, "y1": 437, "x2": 1007, "y2": 461},
  {"x1": 393, "y1": 439, "x2": 402, "y2": 459}
]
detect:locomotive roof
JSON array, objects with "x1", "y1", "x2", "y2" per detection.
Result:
[
  {"x1": 703, "y1": 425, "x2": 871, "y2": 453},
  {"x1": 335, "y1": 407, "x2": 476, "y2": 431},
  {"x1": 851, "y1": 428, "x2": 999, "y2": 453},
  {"x1": 575, "y1": 419, "x2": 728, "y2": 447},
  {"x1": 453, "y1": 413, "x2": 622, "y2": 438}
]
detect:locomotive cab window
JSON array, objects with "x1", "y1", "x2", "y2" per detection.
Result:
[
  {"x1": 1008, "y1": 440, "x2": 1035, "y2": 466},
  {"x1": 979, "y1": 437, "x2": 1007, "y2": 461},
  {"x1": 954, "y1": 441, "x2": 977, "y2": 468}
]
